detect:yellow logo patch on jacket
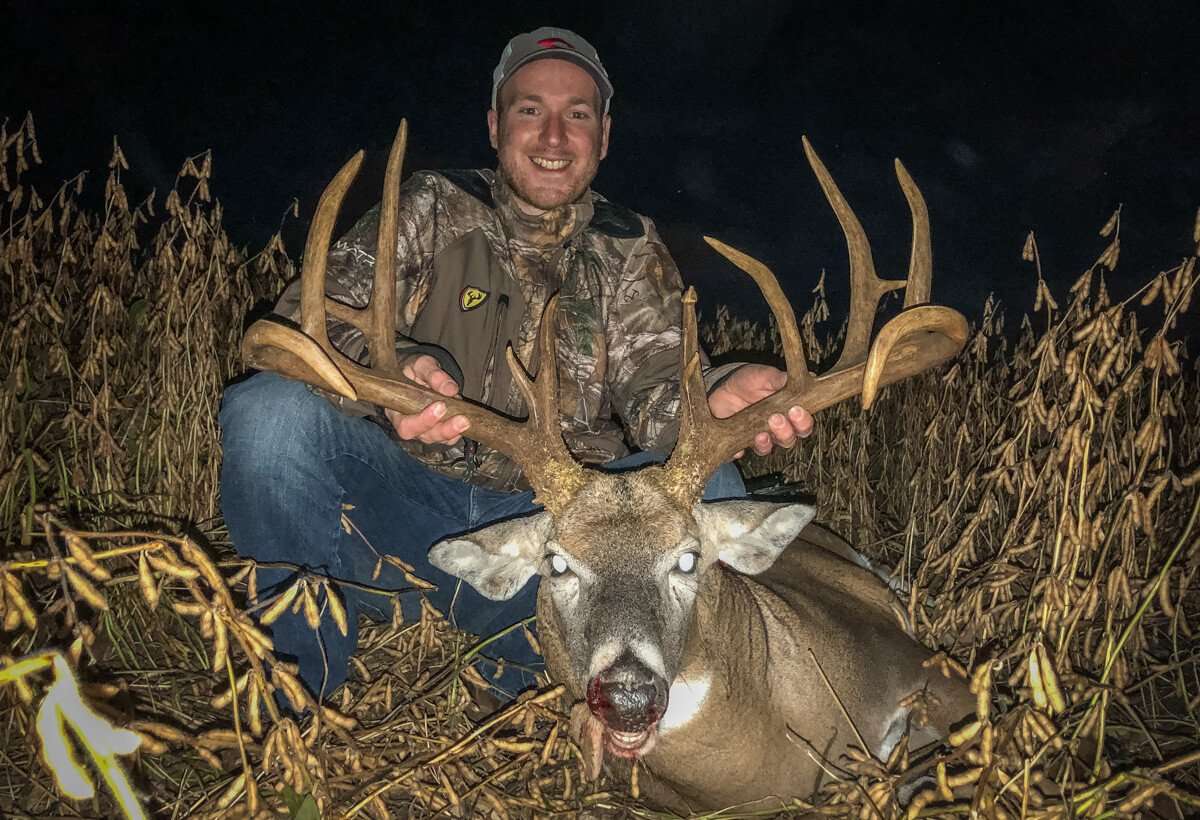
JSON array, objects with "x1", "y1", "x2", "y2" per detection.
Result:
[{"x1": 459, "y1": 286, "x2": 489, "y2": 311}]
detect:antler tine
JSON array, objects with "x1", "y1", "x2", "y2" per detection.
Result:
[
  {"x1": 658, "y1": 141, "x2": 969, "y2": 506},
  {"x1": 299, "y1": 151, "x2": 365, "y2": 357},
  {"x1": 895, "y1": 158, "x2": 931, "y2": 308},
  {"x1": 860, "y1": 304, "x2": 967, "y2": 409},
  {"x1": 503, "y1": 294, "x2": 588, "y2": 511},
  {"x1": 242, "y1": 122, "x2": 588, "y2": 515},
  {"x1": 801, "y1": 136, "x2": 906, "y2": 372},
  {"x1": 676, "y1": 287, "x2": 711, "y2": 433},
  {"x1": 661, "y1": 239, "x2": 814, "y2": 504},
  {"x1": 701, "y1": 239, "x2": 810, "y2": 379},
  {"x1": 668, "y1": 286, "x2": 724, "y2": 493},
  {"x1": 367, "y1": 120, "x2": 408, "y2": 374},
  {"x1": 315, "y1": 121, "x2": 409, "y2": 377},
  {"x1": 243, "y1": 147, "x2": 365, "y2": 401}
]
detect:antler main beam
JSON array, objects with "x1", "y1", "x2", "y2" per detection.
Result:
[
  {"x1": 241, "y1": 121, "x2": 587, "y2": 514},
  {"x1": 661, "y1": 138, "x2": 969, "y2": 504}
]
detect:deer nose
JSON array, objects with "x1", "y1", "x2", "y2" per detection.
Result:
[{"x1": 586, "y1": 655, "x2": 668, "y2": 732}]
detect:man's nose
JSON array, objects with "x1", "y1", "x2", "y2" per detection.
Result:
[{"x1": 541, "y1": 115, "x2": 565, "y2": 147}]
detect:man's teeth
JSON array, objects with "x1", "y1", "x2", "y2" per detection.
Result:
[{"x1": 531, "y1": 157, "x2": 570, "y2": 170}]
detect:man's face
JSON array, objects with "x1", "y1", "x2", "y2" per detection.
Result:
[{"x1": 488, "y1": 58, "x2": 611, "y2": 214}]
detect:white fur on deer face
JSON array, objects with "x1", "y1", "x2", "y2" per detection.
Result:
[{"x1": 428, "y1": 469, "x2": 816, "y2": 751}]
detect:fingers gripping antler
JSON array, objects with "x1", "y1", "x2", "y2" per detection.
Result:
[
  {"x1": 662, "y1": 138, "x2": 969, "y2": 505},
  {"x1": 242, "y1": 121, "x2": 586, "y2": 513}
]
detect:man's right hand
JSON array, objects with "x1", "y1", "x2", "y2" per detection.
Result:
[{"x1": 384, "y1": 354, "x2": 471, "y2": 445}]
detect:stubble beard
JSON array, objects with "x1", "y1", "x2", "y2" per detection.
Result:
[
  {"x1": 499, "y1": 162, "x2": 596, "y2": 214},
  {"x1": 496, "y1": 132, "x2": 600, "y2": 214}
]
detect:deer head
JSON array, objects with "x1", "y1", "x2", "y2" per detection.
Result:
[{"x1": 241, "y1": 121, "x2": 969, "y2": 758}]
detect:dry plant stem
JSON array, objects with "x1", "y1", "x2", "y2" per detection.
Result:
[
  {"x1": 1103, "y1": 486, "x2": 1200, "y2": 684},
  {"x1": 341, "y1": 685, "x2": 566, "y2": 817},
  {"x1": 40, "y1": 518, "x2": 81, "y2": 629},
  {"x1": 411, "y1": 616, "x2": 538, "y2": 706},
  {"x1": 222, "y1": 650, "x2": 258, "y2": 815},
  {"x1": 3, "y1": 541, "x2": 164, "y2": 572},
  {"x1": 806, "y1": 647, "x2": 869, "y2": 754}
]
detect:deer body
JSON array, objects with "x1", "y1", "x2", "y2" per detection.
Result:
[
  {"x1": 439, "y1": 472, "x2": 974, "y2": 814},
  {"x1": 616, "y1": 529, "x2": 972, "y2": 812}
]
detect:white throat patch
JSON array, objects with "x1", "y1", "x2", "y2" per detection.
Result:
[{"x1": 658, "y1": 674, "x2": 712, "y2": 733}]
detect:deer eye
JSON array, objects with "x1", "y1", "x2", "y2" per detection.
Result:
[
  {"x1": 676, "y1": 551, "x2": 698, "y2": 574},
  {"x1": 548, "y1": 554, "x2": 571, "y2": 577}
]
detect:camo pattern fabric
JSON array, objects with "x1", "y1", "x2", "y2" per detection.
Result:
[{"x1": 273, "y1": 169, "x2": 720, "y2": 492}]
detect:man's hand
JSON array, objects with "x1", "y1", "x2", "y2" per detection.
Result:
[
  {"x1": 706, "y1": 364, "x2": 814, "y2": 457},
  {"x1": 384, "y1": 354, "x2": 471, "y2": 445}
]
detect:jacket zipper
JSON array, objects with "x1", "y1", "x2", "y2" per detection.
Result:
[{"x1": 464, "y1": 293, "x2": 510, "y2": 478}]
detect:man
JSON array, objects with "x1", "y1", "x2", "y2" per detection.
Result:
[{"x1": 220, "y1": 27, "x2": 812, "y2": 702}]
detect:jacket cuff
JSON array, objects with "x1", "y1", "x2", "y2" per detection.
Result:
[
  {"x1": 394, "y1": 342, "x2": 465, "y2": 388},
  {"x1": 702, "y1": 362, "x2": 749, "y2": 396}
]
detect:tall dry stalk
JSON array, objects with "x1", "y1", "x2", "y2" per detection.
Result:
[{"x1": 0, "y1": 114, "x2": 291, "y2": 541}]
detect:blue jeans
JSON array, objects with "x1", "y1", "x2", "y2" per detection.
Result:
[{"x1": 219, "y1": 372, "x2": 745, "y2": 700}]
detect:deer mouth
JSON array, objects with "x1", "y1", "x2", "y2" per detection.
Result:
[
  {"x1": 571, "y1": 704, "x2": 662, "y2": 781},
  {"x1": 584, "y1": 668, "x2": 667, "y2": 757},
  {"x1": 604, "y1": 725, "x2": 658, "y2": 758}
]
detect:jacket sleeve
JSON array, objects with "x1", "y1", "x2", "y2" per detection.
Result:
[
  {"x1": 605, "y1": 219, "x2": 741, "y2": 451},
  {"x1": 271, "y1": 173, "x2": 442, "y2": 416}
]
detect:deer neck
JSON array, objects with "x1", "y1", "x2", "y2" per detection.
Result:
[{"x1": 663, "y1": 566, "x2": 774, "y2": 725}]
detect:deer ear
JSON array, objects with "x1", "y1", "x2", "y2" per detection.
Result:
[
  {"x1": 694, "y1": 501, "x2": 816, "y2": 575},
  {"x1": 429, "y1": 513, "x2": 553, "y2": 601}
]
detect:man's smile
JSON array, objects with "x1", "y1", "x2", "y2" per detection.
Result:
[{"x1": 530, "y1": 156, "x2": 572, "y2": 170}]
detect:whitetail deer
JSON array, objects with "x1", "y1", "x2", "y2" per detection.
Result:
[{"x1": 242, "y1": 121, "x2": 976, "y2": 813}]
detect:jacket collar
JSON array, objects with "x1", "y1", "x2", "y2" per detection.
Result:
[{"x1": 492, "y1": 170, "x2": 594, "y2": 249}]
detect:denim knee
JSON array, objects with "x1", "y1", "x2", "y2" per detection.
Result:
[
  {"x1": 220, "y1": 372, "x2": 330, "y2": 481},
  {"x1": 221, "y1": 375, "x2": 367, "y2": 699},
  {"x1": 703, "y1": 462, "x2": 747, "y2": 501},
  {"x1": 219, "y1": 372, "x2": 349, "y2": 567}
]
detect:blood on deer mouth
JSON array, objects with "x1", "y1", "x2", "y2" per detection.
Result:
[{"x1": 583, "y1": 677, "x2": 662, "y2": 758}]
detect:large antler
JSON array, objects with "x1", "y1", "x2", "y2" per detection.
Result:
[
  {"x1": 240, "y1": 121, "x2": 587, "y2": 514},
  {"x1": 660, "y1": 137, "x2": 969, "y2": 504}
]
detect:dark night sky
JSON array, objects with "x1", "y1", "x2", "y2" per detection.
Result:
[{"x1": 3, "y1": 0, "x2": 1198, "y2": 326}]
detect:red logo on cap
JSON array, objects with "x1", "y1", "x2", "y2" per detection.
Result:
[{"x1": 537, "y1": 37, "x2": 574, "y2": 50}]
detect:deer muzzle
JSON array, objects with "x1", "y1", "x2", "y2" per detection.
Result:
[{"x1": 586, "y1": 653, "x2": 668, "y2": 756}]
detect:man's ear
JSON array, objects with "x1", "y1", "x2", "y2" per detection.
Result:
[
  {"x1": 599, "y1": 113, "x2": 611, "y2": 160},
  {"x1": 693, "y1": 501, "x2": 816, "y2": 575},
  {"x1": 429, "y1": 512, "x2": 552, "y2": 601},
  {"x1": 487, "y1": 108, "x2": 500, "y2": 150}
]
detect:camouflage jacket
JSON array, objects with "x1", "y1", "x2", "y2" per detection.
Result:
[{"x1": 274, "y1": 169, "x2": 736, "y2": 492}]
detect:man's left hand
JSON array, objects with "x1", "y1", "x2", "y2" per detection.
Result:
[{"x1": 706, "y1": 364, "x2": 814, "y2": 457}]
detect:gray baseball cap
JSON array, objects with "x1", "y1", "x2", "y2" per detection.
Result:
[{"x1": 492, "y1": 27, "x2": 614, "y2": 113}]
